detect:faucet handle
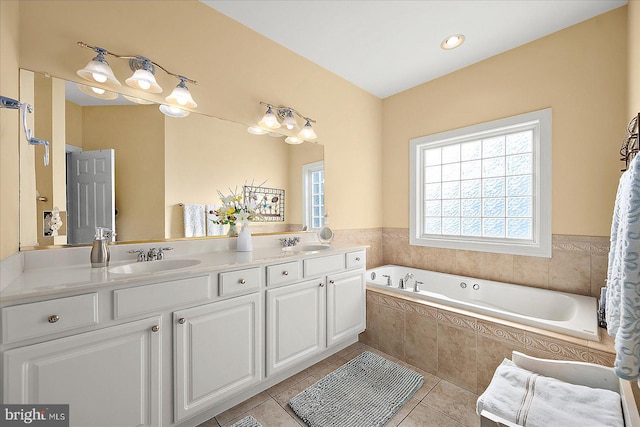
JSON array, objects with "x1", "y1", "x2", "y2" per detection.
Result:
[
  {"x1": 382, "y1": 274, "x2": 392, "y2": 286},
  {"x1": 414, "y1": 281, "x2": 423, "y2": 292},
  {"x1": 157, "y1": 247, "x2": 173, "y2": 260},
  {"x1": 128, "y1": 249, "x2": 147, "y2": 262}
]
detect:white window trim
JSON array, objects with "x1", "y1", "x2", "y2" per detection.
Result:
[
  {"x1": 302, "y1": 160, "x2": 324, "y2": 230},
  {"x1": 409, "y1": 108, "x2": 552, "y2": 258}
]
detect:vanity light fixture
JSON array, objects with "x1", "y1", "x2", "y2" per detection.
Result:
[
  {"x1": 441, "y1": 34, "x2": 465, "y2": 50},
  {"x1": 77, "y1": 42, "x2": 198, "y2": 117},
  {"x1": 252, "y1": 101, "x2": 318, "y2": 143}
]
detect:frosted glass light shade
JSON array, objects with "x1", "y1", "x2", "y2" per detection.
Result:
[
  {"x1": 159, "y1": 104, "x2": 190, "y2": 118},
  {"x1": 258, "y1": 107, "x2": 280, "y2": 129},
  {"x1": 165, "y1": 84, "x2": 197, "y2": 108},
  {"x1": 77, "y1": 83, "x2": 118, "y2": 100},
  {"x1": 77, "y1": 59, "x2": 121, "y2": 87},
  {"x1": 122, "y1": 95, "x2": 155, "y2": 105},
  {"x1": 298, "y1": 121, "x2": 317, "y2": 140},
  {"x1": 285, "y1": 136, "x2": 304, "y2": 144},
  {"x1": 282, "y1": 110, "x2": 298, "y2": 130},
  {"x1": 247, "y1": 126, "x2": 268, "y2": 135},
  {"x1": 126, "y1": 69, "x2": 162, "y2": 93}
]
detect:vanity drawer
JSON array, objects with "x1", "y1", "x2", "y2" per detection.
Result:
[
  {"x1": 2, "y1": 293, "x2": 99, "y2": 344},
  {"x1": 303, "y1": 254, "x2": 345, "y2": 278},
  {"x1": 346, "y1": 251, "x2": 366, "y2": 269},
  {"x1": 266, "y1": 261, "x2": 301, "y2": 287},
  {"x1": 219, "y1": 267, "x2": 261, "y2": 296},
  {"x1": 113, "y1": 275, "x2": 211, "y2": 319}
]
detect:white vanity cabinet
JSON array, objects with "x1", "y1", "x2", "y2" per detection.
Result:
[
  {"x1": 174, "y1": 292, "x2": 262, "y2": 422},
  {"x1": 266, "y1": 278, "x2": 326, "y2": 377},
  {"x1": 1, "y1": 244, "x2": 367, "y2": 427},
  {"x1": 3, "y1": 316, "x2": 162, "y2": 427},
  {"x1": 327, "y1": 269, "x2": 366, "y2": 347}
]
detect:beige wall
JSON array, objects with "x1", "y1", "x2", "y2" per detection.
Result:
[
  {"x1": 65, "y1": 101, "x2": 83, "y2": 149},
  {"x1": 630, "y1": 0, "x2": 640, "y2": 118},
  {"x1": 82, "y1": 105, "x2": 165, "y2": 242},
  {"x1": 164, "y1": 114, "x2": 291, "y2": 238},
  {"x1": 1, "y1": 0, "x2": 20, "y2": 259},
  {"x1": 382, "y1": 7, "x2": 628, "y2": 236},
  {"x1": 14, "y1": 0, "x2": 382, "y2": 240}
]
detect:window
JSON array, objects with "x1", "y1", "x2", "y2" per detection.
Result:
[
  {"x1": 302, "y1": 161, "x2": 325, "y2": 230},
  {"x1": 410, "y1": 109, "x2": 551, "y2": 257}
]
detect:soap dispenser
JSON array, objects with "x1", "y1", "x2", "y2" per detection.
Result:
[{"x1": 91, "y1": 227, "x2": 112, "y2": 268}]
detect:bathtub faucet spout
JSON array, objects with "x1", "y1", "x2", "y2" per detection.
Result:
[{"x1": 401, "y1": 273, "x2": 414, "y2": 289}]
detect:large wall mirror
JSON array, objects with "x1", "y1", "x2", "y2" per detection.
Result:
[{"x1": 19, "y1": 69, "x2": 324, "y2": 249}]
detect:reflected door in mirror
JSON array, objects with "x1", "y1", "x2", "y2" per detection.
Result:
[{"x1": 67, "y1": 149, "x2": 115, "y2": 244}]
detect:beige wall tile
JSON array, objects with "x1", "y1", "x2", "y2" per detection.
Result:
[
  {"x1": 455, "y1": 250, "x2": 514, "y2": 283},
  {"x1": 591, "y1": 254, "x2": 608, "y2": 297},
  {"x1": 548, "y1": 250, "x2": 591, "y2": 295},
  {"x1": 360, "y1": 293, "x2": 380, "y2": 348},
  {"x1": 524, "y1": 331, "x2": 589, "y2": 362},
  {"x1": 513, "y1": 255, "x2": 549, "y2": 288},
  {"x1": 437, "y1": 323, "x2": 477, "y2": 391},
  {"x1": 476, "y1": 336, "x2": 525, "y2": 394},
  {"x1": 378, "y1": 304, "x2": 406, "y2": 359},
  {"x1": 404, "y1": 310, "x2": 438, "y2": 374}
]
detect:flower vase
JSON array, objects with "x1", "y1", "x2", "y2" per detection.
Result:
[
  {"x1": 237, "y1": 225, "x2": 252, "y2": 252},
  {"x1": 227, "y1": 224, "x2": 238, "y2": 237}
]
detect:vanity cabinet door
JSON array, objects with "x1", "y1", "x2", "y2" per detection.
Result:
[
  {"x1": 3, "y1": 316, "x2": 162, "y2": 427},
  {"x1": 327, "y1": 270, "x2": 366, "y2": 347},
  {"x1": 174, "y1": 292, "x2": 262, "y2": 422},
  {"x1": 266, "y1": 279, "x2": 326, "y2": 377}
]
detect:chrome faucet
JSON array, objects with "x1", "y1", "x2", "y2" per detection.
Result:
[
  {"x1": 382, "y1": 274, "x2": 392, "y2": 286},
  {"x1": 401, "y1": 272, "x2": 414, "y2": 290},
  {"x1": 128, "y1": 247, "x2": 173, "y2": 262},
  {"x1": 414, "y1": 281, "x2": 423, "y2": 292},
  {"x1": 157, "y1": 247, "x2": 173, "y2": 260},
  {"x1": 279, "y1": 237, "x2": 300, "y2": 247},
  {"x1": 128, "y1": 249, "x2": 147, "y2": 262}
]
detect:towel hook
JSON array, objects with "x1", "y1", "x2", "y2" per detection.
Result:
[{"x1": 0, "y1": 95, "x2": 50, "y2": 167}]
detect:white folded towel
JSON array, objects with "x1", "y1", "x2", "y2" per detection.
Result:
[
  {"x1": 477, "y1": 359, "x2": 623, "y2": 427},
  {"x1": 183, "y1": 204, "x2": 206, "y2": 237},
  {"x1": 206, "y1": 204, "x2": 224, "y2": 236}
]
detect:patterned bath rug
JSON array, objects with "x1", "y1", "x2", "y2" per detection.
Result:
[
  {"x1": 289, "y1": 351, "x2": 424, "y2": 427},
  {"x1": 229, "y1": 415, "x2": 262, "y2": 427}
]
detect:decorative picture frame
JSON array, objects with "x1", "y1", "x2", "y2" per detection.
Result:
[{"x1": 244, "y1": 185, "x2": 285, "y2": 222}]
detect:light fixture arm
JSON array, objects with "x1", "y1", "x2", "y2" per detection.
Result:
[
  {"x1": 260, "y1": 101, "x2": 315, "y2": 123},
  {"x1": 77, "y1": 41, "x2": 197, "y2": 85}
]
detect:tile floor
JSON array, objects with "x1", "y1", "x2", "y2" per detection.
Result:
[{"x1": 197, "y1": 342, "x2": 481, "y2": 427}]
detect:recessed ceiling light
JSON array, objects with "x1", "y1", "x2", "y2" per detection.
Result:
[{"x1": 441, "y1": 34, "x2": 465, "y2": 50}]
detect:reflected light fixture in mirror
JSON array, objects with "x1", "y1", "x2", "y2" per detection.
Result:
[
  {"x1": 77, "y1": 83, "x2": 118, "y2": 100},
  {"x1": 251, "y1": 101, "x2": 318, "y2": 144},
  {"x1": 76, "y1": 41, "x2": 197, "y2": 118}
]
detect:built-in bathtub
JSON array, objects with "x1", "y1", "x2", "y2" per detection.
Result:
[{"x1": 367, "y1": 265, "x2": 599, "y2": 341}]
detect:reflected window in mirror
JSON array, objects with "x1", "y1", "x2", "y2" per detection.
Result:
[{"x1": 302, "y1": 161, "x2": 324, "y2": 230}]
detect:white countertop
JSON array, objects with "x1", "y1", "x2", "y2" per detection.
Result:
[{"x1": 0, "y1": 241, "x2": 367, "y2": 303}]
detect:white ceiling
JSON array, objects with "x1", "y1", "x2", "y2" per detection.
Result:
[{"x1": 202, "y1": 0, "x2": 627, "y2": 99}]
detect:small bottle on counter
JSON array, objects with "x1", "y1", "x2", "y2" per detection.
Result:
[{"x1": 91, "y1": 227, "x2": 112, "y2": 268}]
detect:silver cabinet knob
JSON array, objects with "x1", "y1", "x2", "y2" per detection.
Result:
[
  {"x1": 239, "y1": 279, "x2": 246, "y2": 284},
  {"x1": 319, "y1": 283, "x2": 325, "y2": 287},
  {"x1": 48, "y1": 314, "x2": 60, "y2": 323},
  {"x1": 329, "y1": 280, "x2": 335, "y2": 284},
  {"x1": 355, "y1": 257, "x2": 361, "y2": 261},
  {"x1": 178, "y1": 317, "x2": 186, "y2": 324},
  {"x1": 151, "y1": 325, "x2": 160, "y2": 332},
  {"x1": 282, "y1": 270, "x2": 289, "y2": 276}
]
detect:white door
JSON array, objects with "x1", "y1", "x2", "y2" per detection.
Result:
[
  {"x1": 174, "y1": 293, "x2": 262, "y2": 422},
  {"x1": 327, "y1": 271, "x2": 366, "y2": 347},
  {"x1": 67, "y1": 149, "x2": 115, "y2": 244},
  {"x1": 266, "y1": 279, "x2": 326, "y2": 377},
  {"x1": 3, "y1": 317, "x2": 162, "y2": 427}
]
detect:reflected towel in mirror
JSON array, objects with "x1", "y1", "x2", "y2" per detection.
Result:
[
  {"x1": 183, "y1": 204, "x2": 206, "y2": 237},
  {"x1": 206, "y1": 204, "x2": 224, "y2": 236}
]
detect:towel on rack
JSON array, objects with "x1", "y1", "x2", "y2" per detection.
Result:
[
  {"x1": 183, "y1": 204, "x2": 206, "y2": 237},
  {"x1": 206, "y1": 204, "x2": 224, "y2": 236},
  {"x1": 606, "y1": 153, "x2": 640, "y2": 383},
  {"x1": 477, "y1": 359, "x2": 623, "y2": 427}
]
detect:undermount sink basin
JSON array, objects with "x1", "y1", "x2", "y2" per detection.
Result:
[
  {"x1": 282, "y1": 244, "x2": 331, "y2": 253},
  {"x1": 108, "y1": 259, "x2": 202, "y2": 275}
]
